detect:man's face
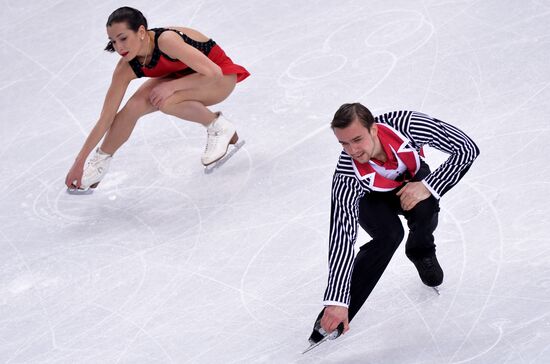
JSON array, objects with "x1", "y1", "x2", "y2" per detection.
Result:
[{"x1": 333, "y1": 118, "x2": 378, "y2": 164}]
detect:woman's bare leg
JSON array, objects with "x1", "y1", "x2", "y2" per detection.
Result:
[
  {"x1": 158, "y1": 74, "x2": 237, "y2": 125},
  {"x1": 100, "y1": 78, "x2": 165, "y2": 155},
  {"x1": 101, "y1": 73, "x2": 238, "y2": 156}
]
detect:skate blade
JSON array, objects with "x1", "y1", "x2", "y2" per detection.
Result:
[
  {"x1": 66, "y1": 187, "x2": 94, "y2": 195},
  {"x1": 431, "y1": 286, "x2": 441, "y2": 295},
  {"x1": 204, "y1": 140, "x2": 246, "y2": 174},
  {"x1": 302, "y1": 336, "x2": 331, "y2": 354},
  {"x1": 302, "y1": 325, "x2": 342, "y2": 354}
]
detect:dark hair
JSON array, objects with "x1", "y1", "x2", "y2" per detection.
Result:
[
  {"x1": 104, "y1": 7, "x2": 148, "y2": 52},
  {"x1": 331, "y1": 103, "x2": 375, "y2": 129}
]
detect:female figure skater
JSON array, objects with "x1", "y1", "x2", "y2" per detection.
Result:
[{"x1": 65, "y1": 6, "x2": 250, "y2": 190}]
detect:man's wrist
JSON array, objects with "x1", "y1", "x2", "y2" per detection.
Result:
[
  {"x1": 421, "y1": 179, "x2": 440, "y2": 199},
  {"x1": 323, "y1": 300, "x2": 349, "y2": 308}
]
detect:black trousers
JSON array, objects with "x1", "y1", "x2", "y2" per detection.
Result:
[{"x1": 348, "y1": 162, "x2": 440, "y2": 321}]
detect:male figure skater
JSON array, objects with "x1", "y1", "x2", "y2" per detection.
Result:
[{"x1": 309, "y1": 103, "x2": 479, "y2": 345}]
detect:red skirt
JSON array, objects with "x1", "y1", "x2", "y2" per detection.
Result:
[
  {"x1": 208, "y1": 44, "x2": 250, "y2": 83},
  {"x1": 137, "y1": 43, "x2": 250, "y2": 82}
]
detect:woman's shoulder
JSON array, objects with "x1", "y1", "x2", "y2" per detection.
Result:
[
  {"x1": 156, "y1": 26, "x2": 210, "y2": 42},
  {"x1": 113, "y1": 58, "x2": 136, "y2": 82}
]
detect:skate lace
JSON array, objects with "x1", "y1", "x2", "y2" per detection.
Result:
[
  {"x1": 89, "y1": 154, "x2": 101, "y2": 165},
  {"x1": 204, "y1": 129, "x2": 222, "y2": 152},
  {"x1": 421, "y1": 257, "x2": 435, "y2": 269},
  {"x1": 87, "y1": 153, "x2": 107, "y2": 173}
]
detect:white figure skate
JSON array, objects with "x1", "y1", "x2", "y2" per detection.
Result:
[
  {"x1": 67, "y1": 148, "x2": 112, "y2": 194},
  {"x1": 202, "y1": 112, "x2": 244, "y2": 173}
]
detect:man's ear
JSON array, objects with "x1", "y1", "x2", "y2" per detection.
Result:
[{"x1": 369, "y1": 123, "x2": 378, "y2": 137}]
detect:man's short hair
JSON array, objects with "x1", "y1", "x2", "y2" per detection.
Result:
[{"x1": 331, "y1": 103, "x2": 375, "y2": 129}]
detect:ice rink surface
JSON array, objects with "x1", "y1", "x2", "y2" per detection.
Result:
[{"x1": 1, "y1": 0, "x2": 550, "y2": 363}]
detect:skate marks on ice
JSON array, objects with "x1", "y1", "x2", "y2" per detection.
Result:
[
  {"x1": 3, "y1": 0, "x2": 550, "y2": 362},
  {"x1": 273, "y1": 9, "x2": 433, "y2": 115},
  {"x1": 3, "y1": 184, "x2": 212, "y2": 362}
]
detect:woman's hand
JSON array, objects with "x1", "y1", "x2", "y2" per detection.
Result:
[
  {"x1": 65, "y1": 160, "x2": 85, "y2": 188},
  {"x1": 149, "y1": 81, "x2": 176, "y2": 108}
]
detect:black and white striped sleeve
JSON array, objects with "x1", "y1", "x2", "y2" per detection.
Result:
[
  {"x1": 323, "y1": 172, "x2": 365, "y2": 307},
  {"x1": 409, "y1": 112, "x2": 480, "y2": 198}
]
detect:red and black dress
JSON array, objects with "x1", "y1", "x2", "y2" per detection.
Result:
[{"x1": 129, "y1": 28, "x2": 250, "y2": 82}]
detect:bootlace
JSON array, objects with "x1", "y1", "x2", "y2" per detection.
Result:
[
  {"x1": 87, "y1": 152, "x2": 108, "y2": 171},
  {"x1": 421, "y1": 256, "x2": 435, "y2": 269},
  {"x1": 89, "y1": 154, "x2": 101, "y2": 165},
  {"x1": 204, "y1": 129, "x2": 222, "y2": 152}
]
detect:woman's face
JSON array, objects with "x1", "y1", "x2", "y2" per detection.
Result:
[{"x1": 106, "y1": 22, "x2": 143, "y2": 59}]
